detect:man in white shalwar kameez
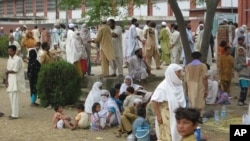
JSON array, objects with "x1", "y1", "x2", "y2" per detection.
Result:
[
  {"x1": 127, "y1": 18, "x2": 140, "y2": 60},
  {"x1": 65, "y1": 24, "x2": 75, "y2": 63},
  {"x1": 5, "y1": 45, "x2": 26, "y2": 119},
  {"x1": 108, "y1": 19, "x2": 123, "y2": 77},
  {"x1": 128, "y1": 47, "x2": 149, "y2": 82},
  {"x1": 50, "y1": 24, "x2": 61, "y2": 48},
  {"x1": 170, "y1": 25, "x2": 182, "y2": 64}
]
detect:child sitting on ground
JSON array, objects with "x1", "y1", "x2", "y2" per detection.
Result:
[
  {"x1": 72, "y1": 104, "x2": 89, "y2": 130},
  {"x1": 53, "y1": 104, "x2": 73, "y2": 129},
  {"x1": 175, "y1": 107, "x2": 201, "y2": 141},
  {"x1": 90, "y1": 102, "x2": 102, "y2": 131},
  {"x1": 217, "y1": 84, "x2": 231, "y2": 105}
]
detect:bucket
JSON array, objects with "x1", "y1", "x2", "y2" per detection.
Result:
[{"x1": 135, "y1": 126, "x2": 150, "y2": 141}]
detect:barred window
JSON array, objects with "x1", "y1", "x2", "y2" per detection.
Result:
[
  {"x1": 36, "y1": 0, "x2": 44, "y2": 12},
  {"x1": 16, "y1": 0, "x2": 23, "y2": 14},
  {"x1": 0, "y1": 1, "x2": 4, "y2": 15},
  {"x1": 7, "y1": 0, "x2": 13, "y2": 15},
  {"x1": 25, "y1": 0, "x2": 33, "y2": 13}
]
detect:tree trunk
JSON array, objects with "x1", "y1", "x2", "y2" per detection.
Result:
[
  {"x1": 168, "y1": 0, "x2": 192, "y2": 63},
  {"x1": 200, "y1": 0, "x2": 220, "y2": 63}
]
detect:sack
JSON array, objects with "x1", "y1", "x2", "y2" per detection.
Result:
[
  {"x1": 242, "y1": 114, "x2": 250, "y2": 124},
  {"x1": 127, "y1": 133, "x2": 136, "y2": 141}
]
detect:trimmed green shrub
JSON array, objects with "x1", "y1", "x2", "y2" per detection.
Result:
[
  {"x1": 0, "y1": 36, "x2": 9, "y2": 57},
  {"x1": 37, "y1": 61, "x2": 82, "y2": 107}
]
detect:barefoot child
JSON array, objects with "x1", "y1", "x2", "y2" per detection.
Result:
[
  {"x1": 72, "y1": 104, "x2": 89, "y2": 130},
  {"x1": 90, "y1": 103, "x2": 102, "y2": 131},
  {"x1": 175, "y1": 107, "x2": 201, "y2": 141},
  {"x1": 53, "y1": 105, "x2": 73, "y2": 129}
]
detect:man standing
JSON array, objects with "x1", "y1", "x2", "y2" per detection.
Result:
[
  {"x1": 127, "y1": 18, "x2": 140, "y2": 60},
  {"x1": 170, "y1": 25, "x2": 182, "y2": 64},
  {"x1": 5, "y1": 45, "x2": 26, "y2": 119},
  {"x1": 108, "y1": 19, "x2": 123, "y2": 77},
  {"x1": 182, "y1": 21, "x2": 194, "y2": 66},
  {"x1": 9, "y1": 36, "x2": 21, "y2": 56},
  {"x1": 65, "y1": 23, "x2": 75, "y2": 63},
  {"x1": 90, "y1": 19, "x2": 115, "y2": 77},
  {"x1": 159, "y1": 22, "x2": 171, "y2": 65},
  {"x1": 32, "y1": 25, "x2": 40, "y2": 43}
]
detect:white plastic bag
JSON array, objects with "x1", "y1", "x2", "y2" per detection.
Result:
[
  {"x1": 242, "y1": 102, "x2": 250, "y2": 124},
  {"x1": 127, "y1": 133, "x2": 136, "y2": 141}
]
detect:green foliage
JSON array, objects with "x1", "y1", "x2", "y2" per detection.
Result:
[
  {"x1": 37, "y1": 61, "x2": 82, "y2": 107},
  {"x1": 57, "y1": 0, "x2": 82, "y2": 10},
  {"x1": 83, "y1": 0, "x2": 146, "y2": 26},
  {"x1": 0, "y1": 35, "x2": 9, "y2": 57}
]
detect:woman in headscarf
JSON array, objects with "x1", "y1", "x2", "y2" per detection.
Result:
[
  {"x1": 27, "y1": 50, "x2": 41, "y2": 106},
  {"x1": 119, "y1": 75, "x2": 142, "y2": 95},
  {"x1": 69, "y1": 31, "x2": 87, "y2": 77},
  {"x1": 80, "y1": 24, "x2": 93, "y2": 76},
  {"x1": 99, "y1": 90, "x2": 121, "y2": 128},
  {"x1": 84, "y1": 81, "x2": 103, "y2": 115},
  {"x1": 151, "y1": 64, "x2": 186, "y2": 141}
]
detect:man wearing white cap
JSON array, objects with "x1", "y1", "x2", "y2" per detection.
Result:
[
  {"x1": 160, "y1": 22, "x2": 171, "y2": 65},
  {"x1": 170, "y1": 25, "x2": 182, "y2": 64},
  {"x1": 116, "y1": 98, "x2": 142, "y2": 137},
  {"x1": 127, "y1": 47, "x2": 150, "y2": 83},
  {"x1": 89, "y1": 19, "x2": 115, "y2": 77}
]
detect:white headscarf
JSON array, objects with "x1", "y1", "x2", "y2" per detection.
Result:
[
  {"x1": 151, "y1": 64, "x2": 186, "y2": 141},
  {"x1": 80, "y1": 24, "x2": 91, "y2": 44},
  {"x1": 84, "y1": 82, "x2": 103, "y2": 114},
  {"x1": 119, "y1": 75, "x2": 142, "y2": 95},
  {"x1": 99, "y1": 89, "x2": 121, "y2": 125}
]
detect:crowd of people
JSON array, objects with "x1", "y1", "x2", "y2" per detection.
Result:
[{"x1": 1, "y1": 17, "x2": 250, "y2": 141}]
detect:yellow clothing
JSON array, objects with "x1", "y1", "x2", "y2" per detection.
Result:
[
  {"x1": 74, "y1": 60, "x2": 82, "y2": 77},
  {"x1": 40, "y1": 51, "x2": 53, "y2": 65},
  {"x1": 118, "y1": 106, "x2": 137, "y2": 133},
  {"x1": 144, "y1": 28, "x2": 161, "y2": 68},
  {"x1": 185, "y1": 63, "x2": 207, "y2": 110},
  {"x1": 95, "y1": 24, "x2": 115, "y2": 61},
  {"x1": 75, "y1": 112, "x2": 89, "y2": 129},
  {"x1": 219, "y1": 55, "x2": 234, "y2": 81},
  {"x1": 181, "y1": 134, "x2": 196, "y2": 141},
  {"x1": 157, "y1": 102, "x2": 171, "y2": 141},
  {"x1": 159, "y1": 28, "x2": 171, "y2": 64}
]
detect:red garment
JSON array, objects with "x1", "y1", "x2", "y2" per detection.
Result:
[{"x1": 80, "y1": 59, "x2": 88, "y2": 73}]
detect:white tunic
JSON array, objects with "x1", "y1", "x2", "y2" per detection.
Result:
[{"x1": 6, "y1": 55, "x2": 26, "y2": 93}]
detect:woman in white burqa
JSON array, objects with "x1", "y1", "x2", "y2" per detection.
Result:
[
  {"x1": 84, "y1": 82, "x2": 103, "y2": 115},
  {"x1": 119, "y1": 75, "x2": 142, "y2": 95},
  {"x1": 99, "y1": 90, "x2": 121, "y2": 128},
  {"x1": 151, "y1": 64, "x2": 186, "y2": 141}
]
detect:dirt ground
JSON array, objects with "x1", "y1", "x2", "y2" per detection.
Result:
[{"x1": 0, "y1": 57, "x2": 249, "y2": 141}]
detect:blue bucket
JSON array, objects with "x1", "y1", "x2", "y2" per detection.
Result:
[{"x1": 135, "y1": 126, "x2": 150, "y2": 141}]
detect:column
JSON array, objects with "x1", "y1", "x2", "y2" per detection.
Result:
[
  {"x1": 23, "y1": 0, "x2": 26, "y2": 16},
  {"x1": 68, "y1": 10, "x2": 72, "y2": 20},
  {"x1": 33, "y1": 0, "x2": 36, "y2": 16},
  {"x1": 167, "y1": 3, "x2": 173, "y2": 16},
  {"x1": 44, "y1": 0, "x2": 47, "y2": 17},
  {"x1": 238, "y1": 0, "x2": 244, "y2": 26},
  {"x1": 147, "y1": 0, "x2": 153, "y2": 16},
  {"x1": 13, "y1": 0, "x2": 16, "y2": 16}
]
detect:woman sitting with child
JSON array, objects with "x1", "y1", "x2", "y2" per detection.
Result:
[{"x1": 99, "y1": 90, "x2": 121, "y2": 128}]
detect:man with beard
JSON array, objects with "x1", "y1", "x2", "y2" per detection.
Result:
[
  {"x1": 108, "y1": 19, "x2": 123, "y2": 77},
  {"x1": 127, "y1": 47, "x2": 150, "y2": 83}
]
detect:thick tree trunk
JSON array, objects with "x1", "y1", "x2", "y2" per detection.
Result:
[
  {"x1": 200, "y1": 0, "x2": 220, "y2": 63},
  {"x1": 168, "y1": 0, "x2": 192, "y2": 64}
]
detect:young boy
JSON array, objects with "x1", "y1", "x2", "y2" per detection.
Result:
[
  {"x1": 219, "y1": 47, "x2": 234, "y2": 96},
  {"x1": 175, "y1": 107, "x2": 201, "y2": 141},
  {"x1": 53, "y1": 104, "x2": 73, "y2": 129}
]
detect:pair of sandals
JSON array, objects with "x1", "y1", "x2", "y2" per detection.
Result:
[{"x1": 238, "y1": 101, "x2": 248, "y2": 106}]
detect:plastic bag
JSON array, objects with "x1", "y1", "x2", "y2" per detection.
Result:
[{"x1": 242, "y1": 102, "x2": 250, "y2": 124}]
